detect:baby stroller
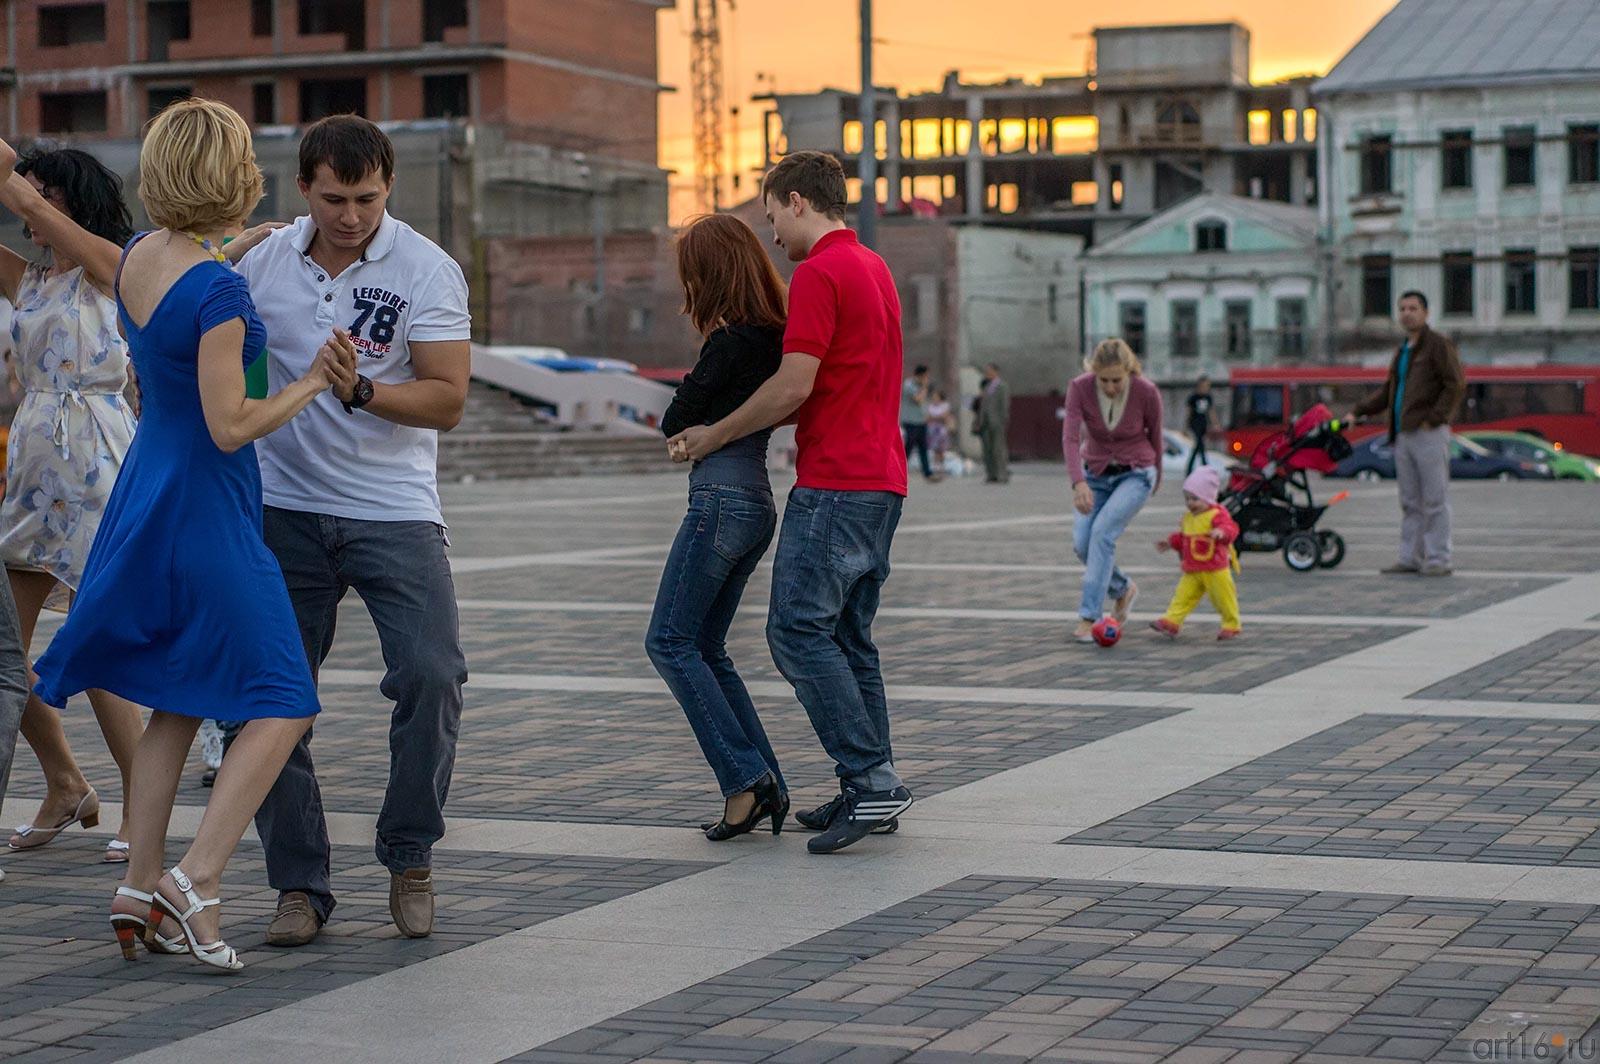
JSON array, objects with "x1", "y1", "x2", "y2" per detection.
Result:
[{"x1": 1220, "y1": 403, "x2": 1353, "y2": 571}]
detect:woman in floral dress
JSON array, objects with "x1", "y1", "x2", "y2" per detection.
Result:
[{"x1": 0, "y1": 144, "x2": 142, "y2": 862}]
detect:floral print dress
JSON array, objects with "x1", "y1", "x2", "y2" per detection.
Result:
[{"x1": 0, "y1": 263, "x2": 136, "y2": 601}]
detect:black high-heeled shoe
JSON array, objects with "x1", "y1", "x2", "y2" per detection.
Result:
[{"x1": 704, "y1": 773, "x2": 788, "y2": 841}]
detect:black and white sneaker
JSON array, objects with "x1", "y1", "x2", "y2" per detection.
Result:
[
  {"x1": 807, "y1": 785, "x2": 913, "y2": 854},
  {"x1": 795, "y1": 791, "x2": 899, "y2": 835}
]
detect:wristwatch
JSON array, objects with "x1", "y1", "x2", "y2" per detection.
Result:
[{"x1": 342, "y1": 374, "x2": 374, "y2": 414}]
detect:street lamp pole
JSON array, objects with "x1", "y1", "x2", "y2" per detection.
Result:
[{"x1": 857, "y1": 0, "x2": 877, "y2": 249}]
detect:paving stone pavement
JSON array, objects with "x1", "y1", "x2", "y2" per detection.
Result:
[
  {"x1": 6, "y1": 473, "x2": 1600, "y2": 1064},
  {"x1": 514, "y1": 875, "x2": 1600, "y2": 1064},
  {"x1": 0, "y1": 834, "x2": 708, "y2": 1063},
  {"x1": 1411, "y1": 629, "x2": 1600, "y2": 705},
  {"x1": 1064, "y1": 714, "x2": 1600, "y2": 867}
]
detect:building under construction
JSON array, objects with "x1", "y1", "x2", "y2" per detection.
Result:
[{"x1": 761, "y1": 22, "x2": 1316, "y2": 246}]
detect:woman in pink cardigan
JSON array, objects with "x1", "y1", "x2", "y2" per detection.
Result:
[{"x1": 1062, "y1": 339, "x2": 1164, "y2": 642}]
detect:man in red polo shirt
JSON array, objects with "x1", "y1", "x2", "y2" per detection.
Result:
[{"x1": 669, "y1": 150, "x2": 911, "y2": 854}]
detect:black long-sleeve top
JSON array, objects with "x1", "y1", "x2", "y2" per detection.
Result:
[{"x1": 660, "y1": 324, "x2": 784, "y2": 438}]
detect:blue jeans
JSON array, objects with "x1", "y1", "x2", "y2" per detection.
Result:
[
  {"x1": 241, "y1": 507, "x2": 467, "y2": 924},
  {"x1": 645, "y1": 485, "x2": 785, "y2": 798},
  {"x1": 1073, "y1": 466, "x2": 1156, "y2": 622},
  {"x1": 767, "y1": 488, "x2": 903, "y2": 792}
]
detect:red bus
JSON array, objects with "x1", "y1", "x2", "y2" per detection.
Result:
[{"x1": 1226, "y1": 365, "x2": 1600, "y2": 458}]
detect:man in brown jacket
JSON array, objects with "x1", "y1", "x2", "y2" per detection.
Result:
[{"x1": 1350, "y1": 290, "x2": 1466, "y2": 576}]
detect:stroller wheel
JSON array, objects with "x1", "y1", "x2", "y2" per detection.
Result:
[
  {"x1": 1283, "y1": 530, "x2": 1322, "y2": 572},
  {"x1": 1316, "y1": 530, "x2": 1346, "y2": 569}
]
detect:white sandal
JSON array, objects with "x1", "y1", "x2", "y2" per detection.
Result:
[
  {"x1": 108, "y1": 886, "x2": 188, "y2": 959},
  {"x1": 9, "y1": 791, "x2": 99, "y2": 851},
  {"x1": 103, "y1": 839, "x2": 130, "y2": 864},
  {"x1": 153, "y1": 867, "x2": 242, "y2": 972}
]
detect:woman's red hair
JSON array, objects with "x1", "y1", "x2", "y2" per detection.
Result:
[{"x1": 676, "y1": 214, "x2": 787, "y2": 337}]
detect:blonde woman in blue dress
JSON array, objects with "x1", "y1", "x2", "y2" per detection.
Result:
[{"x1": 0, "y1": 141, "x2": 143, "y2": 863}]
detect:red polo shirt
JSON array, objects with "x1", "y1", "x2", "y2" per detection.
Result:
[{"x1": 783, "y1": 229, "x2": 908, "y2": 495}]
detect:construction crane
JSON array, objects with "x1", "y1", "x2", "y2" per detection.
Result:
[{"x1": 690, "y1": 0, "x2": 725, "y2": 212}]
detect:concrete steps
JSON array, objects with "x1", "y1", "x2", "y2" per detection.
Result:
[{"x1": 440, "y1": 380, "x2": 668, "y2": 480}]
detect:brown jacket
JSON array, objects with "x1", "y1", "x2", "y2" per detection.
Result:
[{"x1": 1352, "y1": 326, "x2": 1466, "y2": 440}]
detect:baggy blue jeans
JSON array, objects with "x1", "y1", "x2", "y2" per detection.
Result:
[
  {"x1": 645, "y1": 485, "x2": 785, "y2": 798},
  {"x1": 766, "y1": 487, "x2": 903, "y2": 792},
  {"x1": 1073, "y1": 466, "x2": 1157, "y2": 622}
]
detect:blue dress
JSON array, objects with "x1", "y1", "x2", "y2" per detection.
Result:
[{"x1": 33, "y1": 239, "x2": 319, "y2": 722}]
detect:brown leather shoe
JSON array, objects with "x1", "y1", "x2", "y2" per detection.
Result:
[
  {"x1": 265, "y1": 891, "x2": 321, "y2": 947},
  {"x1": 390, "y1": 868, "x2": 434, "y2": 938}
]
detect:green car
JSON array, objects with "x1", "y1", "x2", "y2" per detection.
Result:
[{"x1": 1463, "y1": 431, "x2": 1600, "y2": 482}]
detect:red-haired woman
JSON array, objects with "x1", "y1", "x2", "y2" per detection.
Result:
[{"x1": 648, "y1": 214, "x2": 789, "y2": 841}]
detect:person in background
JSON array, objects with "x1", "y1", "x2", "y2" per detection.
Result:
[
  {"x1": 1185, "y1": 375, "x2": 1216, "y2": 474},
  {"x1": 1349, "y1": 290, "x2": 1465, "y2": 577},
  {"x1": 1063, "y1": 339, "x2": 1163, "y2": 644},
  {"x1": 926, "y1": 389, "x2": 953, "y2": 476},
  {"x1": 901, "y1": 364, "x2": 934, "y2": 481},
  {"x1": 975, "y1": 362, "x2": 1010, "y2": 483},
  {"x1": 1150, "y1": 465, "x2": 1242, "y2": 641}
]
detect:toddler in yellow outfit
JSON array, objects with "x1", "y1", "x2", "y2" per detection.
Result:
[{"x1": 1150, "y1": 466, "x2": 1243, "y2": 640}]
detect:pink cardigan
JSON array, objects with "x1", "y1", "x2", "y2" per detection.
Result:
[{"x1": 1062, "y1": 372, "x2": 1163, "y2": 485}]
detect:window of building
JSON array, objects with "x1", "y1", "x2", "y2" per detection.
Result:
[
  {"x1": 253, "y1": 81, "x2": 276, "y2": 125},
  {"x1": 422, "y1": 73, "x2": 469, "y2": 119},
  {"x1": 146, "y1": 85, "x2": 192, "y2": 120},
  {"x1": 1276, "y1": 298, "x2": 1306, "y2": 358},
  {"x1": 1155, "y1": 99, "x2": 1201, "y2": 141},
  {"x1": 1569, "y1": 124, "x2": 1600, "y2": 185},
  {"x1": 1047, "y1": 284, "x2": 1059, "y2": 325},
  {"x1": 1108, "y1": 163, "x2": 1124, "y2": 211},
  {"x1": 1361, "y1": 254, "x2": 1392, "y2": 318},
  {"x1": 146, "y1": 0, "x2": 191, "y2": 61},
  {"x1": 1440, "y1": 129, "x2": 1473, "y2": 190},
  {"x1": 39, "y1": 3, "x2": 105, "y2": 46},
  {"x1": 1224, "y1": 301, "x2": 1252, "y2": 358},
  {"x1": 1442, "y1": 251, "x2": 1475, "y2": 315},
  {"x1": 299, "y1": 77, "x2": 367, "y2": 122},
  {"x1": 39, "y1": 91, "x2": 107, "y2": 134},
  {"x1": 1118, "y1": 301, "x2": 1146, "y2": 355},
  {"x1": 1170, "y1": 300, "x2": 1198, "y2": 358},
  {"x1": 628, "y1": 305, "x2": 652, "y2": 336},
  {"x1": 1504, "y1": 248, "x2": 1537, "y2": 314},
  {"x1": 1570, "y1": 246, "x2": 1600, "y2": 311},
  {"x1": 1195, "y1": 219, "x2": 1227, "y2": 253},
  {"x1": 1359, "y1": 133, "x2": 1392, "y2": 194},
  {"x1": 251, "y1": 0, "x2": 275, "y2": 36},
  {"x1": 299, "y1": 0, "x2": 365, "y2": 51},
  {"x1": 1504, "y1": 126, "x2": 1536, "y2": 188},
  {"x1": 423, "y1": 0, "x2": 469, "y2": 42}
]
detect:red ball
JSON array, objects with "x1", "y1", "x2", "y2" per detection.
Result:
[{"x1": 1092, "y1": 617, "x2": 1121, "y2": 647}]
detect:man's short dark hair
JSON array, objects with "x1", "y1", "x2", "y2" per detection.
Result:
[
  {"x1": 762, "y1": 150, "x2": 848, "y2": 221},
  {"x1": 1399, "y1": 290, "x2": 1429, "y2": 310},
  {"x1": 913, "y1": 364, "x2": 928, "y2": 375},
  {"x1": 298, "y1": 114, "x2": 395, "y2": 186}
]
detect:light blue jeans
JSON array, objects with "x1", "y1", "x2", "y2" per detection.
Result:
[{"x1": 1073, "y1": 466, "x2": 1157, "y2": 622}]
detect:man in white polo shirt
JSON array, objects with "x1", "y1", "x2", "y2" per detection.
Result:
[{"x1": 233, "y1": 115, "x2": 471, "y2": 945}]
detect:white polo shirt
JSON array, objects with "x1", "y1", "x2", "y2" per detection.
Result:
[{"x1": 237, "y1": 212, "x2": 471, "y2": 524}]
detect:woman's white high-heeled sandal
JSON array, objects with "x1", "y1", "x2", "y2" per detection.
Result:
[
  {"x1": 154, "y1": 867, "x2": 242, "y2": 972},
  {"x1": 108, "y1": 886, "x2": 187, "y2": 958},
  {"x1": 103, "y1": 839, "x2": 131, "y2": 864}
]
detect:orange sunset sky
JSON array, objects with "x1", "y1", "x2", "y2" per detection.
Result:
[{"x1": 655, "y1": 0, "x2": 1397, "y2": 220}]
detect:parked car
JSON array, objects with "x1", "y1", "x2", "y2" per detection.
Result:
[
  {"x1": 1330, "y1": 434, "x2": 1553, "y2": 481},
  {"x1": 1160, "y1": 429, "x2": 1219, "y2": 476},
  {"x1": 1463, "y1": 431, "x2": 1600, "y2": 482}
]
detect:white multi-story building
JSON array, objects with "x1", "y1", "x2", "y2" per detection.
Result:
[{"x1": 1315, "y1": 0, "x2": 1600, "y2": 364}]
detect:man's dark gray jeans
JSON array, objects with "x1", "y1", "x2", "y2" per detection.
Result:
[{"x1": 247, "y1": 506, "x2": 467, "y2": 923}]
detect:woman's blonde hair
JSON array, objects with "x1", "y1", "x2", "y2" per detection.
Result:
[
  {"x1": 138, "y1": 98, "x2": 263, "y2": 233},
  {"x1": 1084, "y1": 337, "x2": 1143, "y2": 376}
]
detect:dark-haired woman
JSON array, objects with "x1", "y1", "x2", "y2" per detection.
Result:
[
  {"x1": 648, "y1": 214, "x2": 789, "y2": 841},
  {"x1": 0, "y1": 141, "x2": 141, "y2": 861}
]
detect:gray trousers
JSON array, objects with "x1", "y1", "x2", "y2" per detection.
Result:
[
  {"x1": 1394, "y1": 425, "x2": 1452, "y2": 569},
  {"x1": 244, "y1": 507, "x2": 467, "y2": 923},
  {"x1": 980, "y1": 427, "x2": 1009, "y2": 482},
  {"x1": 0, "y1": 574, "x2": 29, "y2": 827}
]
